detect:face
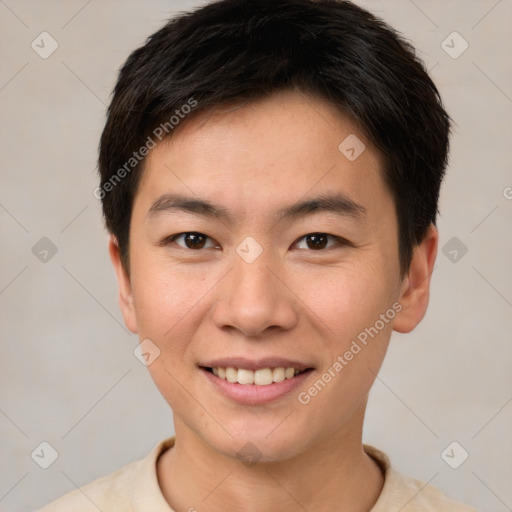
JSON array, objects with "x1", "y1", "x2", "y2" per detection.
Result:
[{"x1": 110, "y1": 90, "x2": 437, "y2": 462}]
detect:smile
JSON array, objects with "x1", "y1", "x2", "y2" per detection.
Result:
[
  {"x1": 200, "y1": 364, "x2": 315, "y2": 405},
  {"x1": 204, "y1": 366, "x2": 309, "y2": 386}
]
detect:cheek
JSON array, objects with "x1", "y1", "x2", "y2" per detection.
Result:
[
  {"x1": 292, "y1": 261, "x2": 397, "y2": 399},
  {"x1": 293, "y1": 263, "x2": 395, "y2": 342},
  {"x1": 129, "y1": 250, "x2": 209, "y2": 347},
  {"x1": 293, "y1": 269, "x2": 395, "y2": 422},
  {"x1": 129, "y1": 255, "x2": 211, "y2": 407}
]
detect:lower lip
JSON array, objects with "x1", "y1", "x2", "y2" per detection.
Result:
[{"x1": 200, "y1": 368, "x2": 314, "y2": 405}]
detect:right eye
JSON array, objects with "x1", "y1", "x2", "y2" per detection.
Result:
[{"x1": 162, "y1": 232, "x2": 219, "y2": 250}]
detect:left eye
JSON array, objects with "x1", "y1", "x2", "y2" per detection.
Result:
[{"x1": 294, "y1": 233, "x2": 344, "y2": 251}]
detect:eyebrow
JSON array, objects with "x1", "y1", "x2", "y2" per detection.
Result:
[{"x1": 147, "y1": 192, "x2": 367, "y2": 224}]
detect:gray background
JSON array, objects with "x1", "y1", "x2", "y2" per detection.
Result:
[{"x1": 1, "y1": 1, "x2": 511, "y2": 511}]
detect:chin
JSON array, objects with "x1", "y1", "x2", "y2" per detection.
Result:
[{"x1": 202, "y1": 420, "x2": 310, "y2": 464}]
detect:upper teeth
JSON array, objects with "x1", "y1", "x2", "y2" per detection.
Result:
[{"x1": 211, "y1": 367, "x2": 302, "y2": 385}]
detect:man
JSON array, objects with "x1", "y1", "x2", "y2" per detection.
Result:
[{"x1": 41, "y1": 0, "x2": 477, "y2": 510}]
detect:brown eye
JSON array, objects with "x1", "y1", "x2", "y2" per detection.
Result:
[
  {"x1": 306, "y1": 234, "x2": 328, "y2": 250},
  {"x1": 166, "y1": 232, "x2": 216, "y2": 250},
  {"x1": 294, "y1": 233, "x2": 346, "y2": 251},
  {"x1": 183, "y1": 233, "x2": 207, "y2": 249}
]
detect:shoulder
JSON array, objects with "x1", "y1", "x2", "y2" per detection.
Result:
[
  {"x1": 37, "y1": 438, "x2": 176, "y2": 512},
  {"x1": 364, "y1": 445, "x2": 479, "y2": 512},
  {"x1": 384, "y1": 468, "x2": 479, "y2": 512},
  {"x1": 37, "y1": 460, "x2": 139, "y2": 511}
]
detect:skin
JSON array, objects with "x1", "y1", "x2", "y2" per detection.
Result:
[{"x1": 109, "y1": 90, "x2": 438, "y2": 512}]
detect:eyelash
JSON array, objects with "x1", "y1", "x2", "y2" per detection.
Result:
[{"x1": 161, "y1": 232, "x2": 351, "y2": 252}]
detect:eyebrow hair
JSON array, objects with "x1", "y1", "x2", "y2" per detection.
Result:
[{"x1": 147, "y1": 192, "x2": 367, "y2": 224}]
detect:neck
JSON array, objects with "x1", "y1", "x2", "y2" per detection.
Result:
[{"x1": 157, "y1": 409, "x2": 384, "y2": 512}]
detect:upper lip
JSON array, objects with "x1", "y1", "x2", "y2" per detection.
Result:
[{"x1": 199, "y1": 357, "x2": 313, "y2": 372}]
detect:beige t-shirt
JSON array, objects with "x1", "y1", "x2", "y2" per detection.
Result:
[{"x1": 38, "y1": 437, "x2": 477, "y2": 511}]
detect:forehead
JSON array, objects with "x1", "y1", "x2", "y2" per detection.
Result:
[{"x1": 135, "y1": 90, "x2": 391, "y2": 226}]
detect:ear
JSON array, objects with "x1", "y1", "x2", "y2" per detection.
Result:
[
  {"x1": 393, "y1": 225, "x2": 438, "y2": 334},
  {"x1": 108, "y1": 234, "x2": 138, "y2": 334}
]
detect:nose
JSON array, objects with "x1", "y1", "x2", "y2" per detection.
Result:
[{"x1": 211, "y1": 251, "x2": 299, "y2": 338}]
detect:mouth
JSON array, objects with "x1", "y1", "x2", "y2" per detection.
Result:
[
  {"x1": 201, "y1": 365, "x2": 314, "y2": 386},
  {"x1": 198, "y1": 358, "x2": 315, "y2": 405}
]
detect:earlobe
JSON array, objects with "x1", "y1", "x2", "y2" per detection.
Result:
[
  {"x1": 393, "y1": 225, "x2": 438, "y2": 334},
  {"x1": 108, "y1": 235, "x2": 138, "y2": 334}
]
